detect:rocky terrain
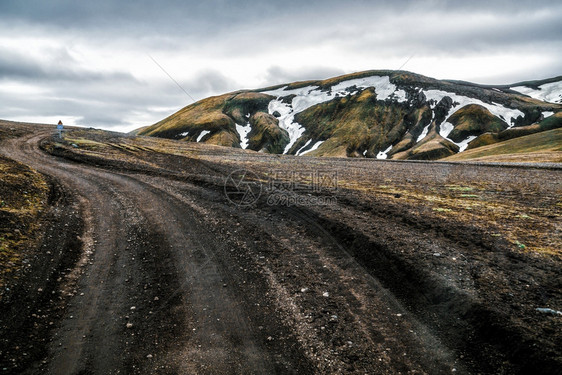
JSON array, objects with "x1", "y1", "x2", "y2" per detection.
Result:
[{"x1": 0, "y1": 120, "x2": 560, "y2": 374}]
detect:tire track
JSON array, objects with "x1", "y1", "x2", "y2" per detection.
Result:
[{"x1": 2, "y1": 132, "x2": 286, "y2": 374}]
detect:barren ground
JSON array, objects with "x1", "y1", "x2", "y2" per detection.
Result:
[{"x1": 0, "y1": 121, "x2": 561, "y2": 374}]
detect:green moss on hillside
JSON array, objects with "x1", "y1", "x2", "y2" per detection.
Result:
[
  {"x1": 447, "y1": 104, "x2": 508, "y2": 142},
  {"x1": 0, "y1": 157, "x2": 49, "y2": 289},
  {"x1": 446, "y1": 127, "x2": 562, "y2": 162},
  {"x1": 293, "y1": 88, "x2": 412, "y2": 157},
  {"x1": 466, "y1": 133, "x2": 500, "y2": 150},
  {"x1": 247, "y1": 112, "x2": 289, "y2": 153},
  {"x1": 223, "y1": 92, "x2": 273, "y2": 124},
  {"x1": 138, "y1": 91, "x2": 284, "y2": 150},
  {"x1": 499, "y1": 112, "x2": 562, "y2": 140},
  {"x1": 392, "y1": 127, "x2": 459, "y2": 160},
  {"x1": 139, "y1": 94, "x2": 233, "y2": 139}
]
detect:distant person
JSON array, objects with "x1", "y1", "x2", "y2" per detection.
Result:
[{"x1": 57, "y1": 120, "x2": 64, "y2": 138}]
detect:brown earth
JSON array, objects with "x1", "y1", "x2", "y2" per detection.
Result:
[{"x1": 0, "y1": 121, "x2": 561, "y2": 374}]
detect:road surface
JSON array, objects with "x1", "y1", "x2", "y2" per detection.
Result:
[{"x1": 1, "y1": 126, "x2": 560, "y2": 374}]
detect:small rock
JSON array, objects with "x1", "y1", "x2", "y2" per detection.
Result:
[
  {"x1": 433, "y1": 253, "x2": 441, "y2": 257},
  {"x1": 126, "y1": 323, "x2": 133, "y2": 329},
  {"x1": 322, "y1": 292, "x2": 329, "y2": 297},
  {"x1": 146, "y1": 354, "x2": 153, "y2": 359},
  {"x1": 154, "y1": 296, "x2": 159, "y2": 301}
]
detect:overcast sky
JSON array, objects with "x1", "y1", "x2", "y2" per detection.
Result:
[{"x1": 0, "y1": 0, "x2": 560, "y2": 132}]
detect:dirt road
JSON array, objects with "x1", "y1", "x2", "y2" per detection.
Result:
[{"x1": 1, "y1": 125, "x2": 560, "y2": 374}]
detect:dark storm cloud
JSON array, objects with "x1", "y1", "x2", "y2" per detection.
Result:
[
  {"x1": 0, "y1": 0, "x2": 322, "y2": 34},
  {"x1": 1, "y1": 0, "x2": 559, "y2": 28}
]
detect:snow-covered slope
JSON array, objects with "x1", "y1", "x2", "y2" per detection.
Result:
[
  {"x1": 422, "y1": 89, "x2": 524, "y2": 151},
  {"x1": 263, "y1": 76, "x2": 407, "y2": 153},
  {"x1": 511, "y1": 81, "x2": 562, "y2": 104},
  {"x1": 260, "y1": 75, "x2": 531, "y2": 156},
  {"x1": 138, "y1": 71, "x2": 562, "y2": 160}
]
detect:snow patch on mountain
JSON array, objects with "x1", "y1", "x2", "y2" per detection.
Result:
[
  {"x1": 416, "y1": 112, "x2": 435, "y2": 143},
  {"x1": 295, "y1": 139, "x2": 312, "y2": 156},
  {"x1": 197, "y1": 130, "x2": 210, "y2": 142},
  {"x1": 265, "y1": 77, "x2": 526, "y2": 156},
  {"x1": 263, "y1": 85, "x2": 319, "y2": 98},
  {"x1": 511, "y1": 81, "x2": 562, "y2": 104},
  {"x1": 300, "y1": 140, "x2": 324, "y2": 156},
  {"x1": 439, "y1": 122, "x2": 454, "y2": 138},
  {"x1": 456, "y1": 136, "x2": 477, "y2": 152},
  {"x1": 268, "y1": 100, "x2": 307, "y2": 154},
  {"x1": 438, "y1": 122, "x2": 476, "y2": 152},
  {"x1": 332, "y1": 76, "x2": 405, "y2": 99},
  {"x1": 376, "y1": 145, "x2": 393, "y2": 159},
  {"x1": 542, "y1": 111, "x2": 554, "y2": 118},
  {"x1": 179, "y1": 131, "x2": 189, "y2": 137},
  {"x1": 236, "y1": 123, "x2": 251, "y2": 149},
  {"x1": 423, "y1": 89, "x2": 525, "y2": 152},
  {"x1": 263, "y1": 76, "x2": 408, "y2": 154},
  {"x1": 392, "y1": 89, "x2": 407, "y2": 102},
  {"x1": 424, "y1": 89, "x2": 524, "y2": 126},
  {"x1": 417, "y1": 124, "x2": 430, "y2": 142}
]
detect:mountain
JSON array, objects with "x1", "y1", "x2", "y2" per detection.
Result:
[{"x1": 136, "y1": 70, "x2": 562, "y2": 160}]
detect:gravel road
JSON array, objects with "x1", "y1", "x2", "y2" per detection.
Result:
[{"x1": 1, "y1": 125, "x2": 560, "y2": 374}]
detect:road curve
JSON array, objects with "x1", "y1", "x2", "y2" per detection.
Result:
[
  {"x1": 2, "y1": 129, "x2": 516, "y2": 374},
  {"x1": 3, "y1": 132, "x2": 291, "y2": 374}
]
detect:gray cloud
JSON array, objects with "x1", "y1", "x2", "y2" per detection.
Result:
[
  {"x1": 181, "y1": 70, "x2": 239, "y2": 97},
  {"x1": 0, "y1": 46, "x2": 138, "y2": 83},
  {"x1": 2, "y1": 0, "x2": 559, "y2": 24},
  {"x1": 3, "y1": 0, "x2": 559, "y2": 44},
  {"x1": 0, "y1": 0, "x2": 560, "y2": 131}
]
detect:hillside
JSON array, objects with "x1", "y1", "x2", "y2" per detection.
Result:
[
  {"x1": 444, "y1": 127, "x2": 562, "y2": 163},
  {"x1": 137, "y1": 70, "x2": 562, "y2": 160}
]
